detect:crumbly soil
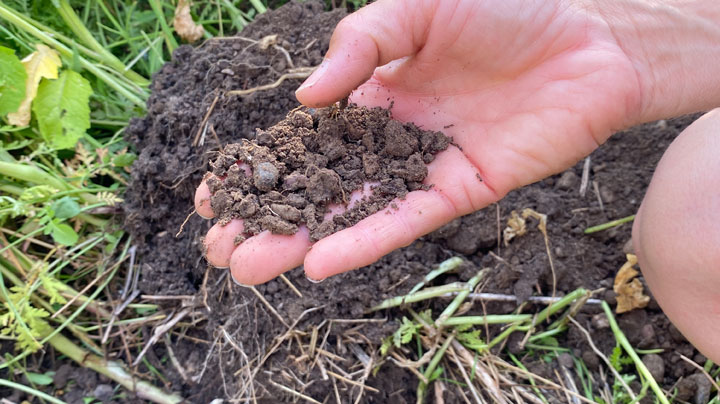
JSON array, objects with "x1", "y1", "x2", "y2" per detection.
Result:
[
  {"x1": 90, "y1": 2, "x2": 709, "y2": 404},
  {"x1": 207, "y1": 106, "x2": 449, "y2": 240}
]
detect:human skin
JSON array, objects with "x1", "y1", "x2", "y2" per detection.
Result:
[{"x1": 195, "y1": 0, "x2": 720, "y2": 359}]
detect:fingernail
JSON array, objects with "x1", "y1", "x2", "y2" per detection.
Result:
[
  {"x1": 305, "y1": 274, "x2": 325, "y2": 284},
  {"x1": 297, "y1": 59, "x2": 330, "y2": 92},
  {"x1": 198, "y1": 211, "x2": 213, "y2": 220},
  {"x1": 231, "y1": 274, "x2": 250, "y2": 287}
]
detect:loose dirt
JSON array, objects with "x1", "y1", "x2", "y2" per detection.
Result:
[
  {"x1": 113, "y1": 2, "x2": 708, "y2": 403},
  {"x1": 207, "y1": 105, "x2": 449, "y2": 240}
]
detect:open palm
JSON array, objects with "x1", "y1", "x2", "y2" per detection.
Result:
[{"x1": 196, "y1": 0, "x2": 643, "y2": 284}]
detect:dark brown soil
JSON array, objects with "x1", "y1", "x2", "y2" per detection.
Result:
[
  {"x1": 113, "y1": 2, "x2": 710, "y2": 404},
  {"x1": 207, "y1": 105, "x2": 449, "y2": 240}
]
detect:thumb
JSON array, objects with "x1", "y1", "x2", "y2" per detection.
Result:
[{"x1": 295, "y1": 0, "x2": 436, "y2": 107}]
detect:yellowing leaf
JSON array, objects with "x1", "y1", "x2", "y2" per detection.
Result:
[
  {"x1": 173, "y1": 0, "x2": 204, "y2": 43},
  {"x1": 503, "y1": 210, "x2": 526, "y2": 246},
  {"x1": 614, "y1": 254, "x2": 650, "y2": 313},
  {"x1": 7, "y1": 44, "x2": 61, "y2": 126}
]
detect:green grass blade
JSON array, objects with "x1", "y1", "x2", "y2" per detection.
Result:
[
  {"x1": 602, "y1": 302, "x2": 670, "y2": 404},
  {"x1": 0, "y1": 378, "x2": 67, "y2": 404}
]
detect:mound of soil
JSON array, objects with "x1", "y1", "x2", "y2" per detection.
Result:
[
  {"x1": 208, "y1": 106, "x2": 449, "y2": 240},
  {"x1": 119, "y1": 2, "x2": 708, "y2": 403},
  {"x1": 123, "y1": 1, "x2": 345, "y2": 296}
]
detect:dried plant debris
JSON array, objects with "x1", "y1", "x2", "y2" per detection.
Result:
[
  {"x1": 173, "y1": 0, "x2": 204, "y2": 43},
  {"x1": 614, "y1": 253, "x2": 650, "y2": 313},
  {"x1": 207, "y1": 105, "x2": 451, "y2": 241}
]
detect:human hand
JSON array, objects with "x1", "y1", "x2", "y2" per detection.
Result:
[{"x1": 195, "y1": 0, "x2": 687, "y2": 285}]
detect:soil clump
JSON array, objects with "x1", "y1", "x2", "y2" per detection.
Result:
[{"x1": 207, "y1": 106, "x2": 449, "y2": 240}]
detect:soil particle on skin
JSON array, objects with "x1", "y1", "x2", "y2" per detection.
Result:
[{"x1": 207, "y1": 106, "x2": 449, "y2": 241}]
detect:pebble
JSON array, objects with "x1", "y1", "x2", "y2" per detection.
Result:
[
  {"x1": 622, "y1": 238, "x2": 634, "y2": 254},
  {"x1": 599, "y1": 185, "x2": 616, "y2": 203},
  {"x1": 638, "y1": 323, "x2": 656, "y2": 348},
  {"x1": 581, "y1": 350, "x2": 599, "y2": 370},
  {"x1": 556, "y1": 170, "x2": 578, "y2": 190},
  {"x1": 253, "y1": 162, "x2": 279, "y2": 192},
  {"x1": 642, "y1": 354, "x2": 665, "y2": 382},
  {"x1": 591, "y1": 313, "x2": 610, "y2": 330},
  {"x1": 93, "y1": 384, "x2": 114, "y2": 402},
  {"x1": 603, "y1": 290, "x2": 617, "y2": 306},
  {"x1": 558, "y1": 352, "x2": 574, "y2": 368}
]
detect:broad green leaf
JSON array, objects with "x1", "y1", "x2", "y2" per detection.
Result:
[
  {"x1": 26, "y1": 371, "x2": 54, "y2": 386},
  {"x1": 0, "y1": 46, "x2": 27, "y2": 116},
  {"x1": 52, "y1": 196, "x2": 80, "y2": 219},
  {"x1": 50, "y1": 220, "x2": 79, "y2": 245},
  {"x1": 7, "y1": 44, "x2": 61, "y2": 126},
  {"x1": 33, "y1": 70, "x2": 92, "y2": 150}
]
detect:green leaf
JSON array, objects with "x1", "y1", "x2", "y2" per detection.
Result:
[
  {"x1": 50, "y1": 220, "x2": 79, "y2": 245},
  {"x1": 112, "y1": 152, "x2": 137, "y2": 167},
  {"x1": 20, "y1": 185, "x2": 58, "y2": 202},
  {"x1": 26, "y1": 371, "x2": 54, "y2": 386},
  {"x1": 0, "y1": 46, "x2": 27, "y2": 116},
  {"x1": 52, "y1": 196, "x2": 80, "y2": 219},
  {"x1": 428, "y1": 366, "x2": 444, "y2": 382},
  {"x1": 33, "y1": 70, "x2": 92, "y2": 149}
]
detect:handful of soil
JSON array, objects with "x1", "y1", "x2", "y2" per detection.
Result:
[{"x1": 207, "y1": 104, "x2": 450, "y2": 241}]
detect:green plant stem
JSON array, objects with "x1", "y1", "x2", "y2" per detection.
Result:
[
  {"x1": 249, "y1": 0, "x2": 268, "y2": 14},
  {"x1": 444, "y1": 314, "x2": 532, "y2": 326},
  {"x1": 54, "y1": 0, "x2": 148, "y2": 86},
  {"x1": 0, "y1": 161, "x2": 102, "y2": 205},
  {"x1": 602, "y1": 302, "x2": 670, "y2": 404},
  {"x1": 409, "y1": 257, "x2": 464, "y2": 295},
  {"x1": 417, "y1": 334, "x2": 454, "y2": 404},
  {"x1": 48, "y1": 332, "x2": 183, "y2": 403},
  {"x1": 0, "y1": 3, "x2": 147, "y2": 107},
  {"x1": 0, "y1": 161, "x2": 69, "y2": 192},
  {"x1": 0, "y1": 378, "x2": 67, "y2": 404},
  {"x1": 486, "y1": 288, "x2": 589, "y2": 349},
  {"x1": 508, "y1": 353, "x2": 549, "y2": 403},
  {"x1": 370, "y1": 283, "x2": 469, "y2": 311},
  {"x1": 584, "y1": 215, "x2": 635, "y2": 234},
  {"x1": 436, "y1": 269, "x2": 488, "y2": 327},
  {"x1": 147, "y1": 0, "x2": 178, "y2": 53}
]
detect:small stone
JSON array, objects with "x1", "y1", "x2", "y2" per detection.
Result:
[
  {"x1": 582, "y1": 350, "x2": 599, "y2": 370},
  {"x1": 688, "y1": 373, "x2": 711, "y2": 404},
  {"x1": 253, "y1": 162, "x2": 279, "y2": 192},
  {"x1": 599, "y1": 185, "x2": 616, "y2": 204},
  {"x1": 638, "y1": 323, "x2": 656, "y2": 348},
  {"x1": 603, "y1": 290, "x2": 617, "y2": 306},
  {"x1": 93, "y1": 384, "x2": 114, "y2": 402},
  {"x1": 53, "y1": 364, "x2": 73, "y2": 389},
  {"x1": 591, "y1": 313, "x2": 610, "y2": 330},
  {"x1": 675, "y1": 376, "x2": 696, "y2": 401},
  {"x1": 622, "y1": 238, "x2": 634, "y2": 255},
  {"x1": 557, "y1": 352, "x2": 574, "y2": 368},
  {"x1": 642, "y1": 354, "x2": 665, "y2": 382},
  {"x1": 556, "y1": 171, "x2": 578, "y2": 190}
]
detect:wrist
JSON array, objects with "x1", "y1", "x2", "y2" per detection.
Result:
[{"x1": 595, "y1": 0, "x2": 720, "y2": 122}]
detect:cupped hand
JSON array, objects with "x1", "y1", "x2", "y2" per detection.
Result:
[{"x1": 196, "y1": 0, "x2": 643, "y2": 285}]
